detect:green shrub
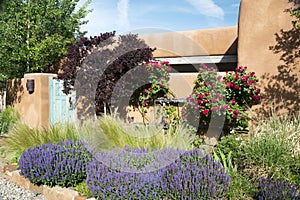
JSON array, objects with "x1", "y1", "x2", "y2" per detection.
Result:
[
  {"x1": 75, "y1": 181, "x2": 92, "y2": 198},
  {"x1": 80, "y1": 115, "x2": 195, "y2": 152},
  {"x1": 218, "y1": 111, "x2": 300, "y2": 198},
  {"x1": 228, "y1": 171, "x2": 256, "y2": 200},
  {"x1": 241, "y1": 112, "x2": 300, "y2": 187},
  {"x1": 212, "y1": 146, "x2": 256, "y2": 199},
  {"x1": 0, "y1": 106, "x2": 20, "y2": 134},
  {"x1": 242, "y1": 133, "x2": 299, "y2": 186},
  {"x1": 251, "y1": 111, "x2": 300, "y2": 158},
  {"x1": 1, "y1": 122, "x2": 79, "y2": 163},
  {"x1": 213, "y1": 149, "x2": 237, "y2": 174},
  {"x1": 215, "y1": 134, "x2": 246, "y2": 168}
]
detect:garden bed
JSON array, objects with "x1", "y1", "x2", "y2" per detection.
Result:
[{"x1": 0, "y1": 163, "x2": 90, "y2": 200}]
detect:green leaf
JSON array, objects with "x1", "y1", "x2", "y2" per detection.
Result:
[{"x1": 0, "y1": 0, "x2": 92, "y2": 83}]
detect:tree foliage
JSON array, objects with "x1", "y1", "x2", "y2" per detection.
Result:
[
  {"x1": 0, "y1": 0, "x2": 91, "y2": 84},
  {"x1": 58, "y1": 32, "x2": 155, "y2": 115},
  {"x1": 58, "y1": 31, "x2": 117, "y2": 94}
]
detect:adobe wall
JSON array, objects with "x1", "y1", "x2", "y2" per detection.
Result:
[
  {"x1": 140, "y1": 26, "x2": 238, "y2": 57},
  {"x1": 238, "y1": 0, "x2": 300, "y2": 114},
  {"x1": 129, "y1": 27, "x2": 238, "y2": 123},
  {"x1": 126, "y1": 73, "x2": 198, "y2": 123},
  {"x1": 6, "y1": 73, "x2": 57, "y2": 128}
]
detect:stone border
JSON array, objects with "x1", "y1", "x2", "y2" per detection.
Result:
[{"x1": 0, "y1": 164, "x2": 95, "y2": 200}]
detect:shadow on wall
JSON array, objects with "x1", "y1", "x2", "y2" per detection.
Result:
[
  {"x1": 6, "y1": 79, "x2": 24, "y2": 106},
  {"x1": 260, "y1": 0, "x2": 300, "y2": 115}
]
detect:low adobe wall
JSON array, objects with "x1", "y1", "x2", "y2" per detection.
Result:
[
  {"x1": 238, "y1": 0, "x2": 300, "y2": 114},
  {"x1": 6, "y1": 73, "x2": 57, "y2": 128}
]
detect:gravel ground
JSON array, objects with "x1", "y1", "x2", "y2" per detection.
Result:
[{"x1": 0, "y1": 171, "x2": 45, "y2": 200}]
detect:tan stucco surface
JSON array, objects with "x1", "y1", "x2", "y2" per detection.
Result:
[
  {"x1": 238, "y1": 0, "x2": 300, "y2": 113},
  {"x1": 126, "y1": 73, "x2": 198, "y2": 123},
  {"x1": 140, "y1": 26, "x2": 238, "y2": 58},
  {"x1": 169, "y1": 73, "x2": 198, "y2": 97},
  {"x1": 6, "y1": 73, "x2": 57, "y2": 128}
]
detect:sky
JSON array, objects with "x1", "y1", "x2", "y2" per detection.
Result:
[{"x1": 78, "y1": 0, "x2": 241, "y2": 36}]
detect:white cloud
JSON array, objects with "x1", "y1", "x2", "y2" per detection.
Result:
[
  {"x1": 117, "y1": 0, "x2": 130, "y2": 30},
  {"x1": 79, "y1": 0, "x2": 132, "y2": 36},
  {"x1": 231, "y1": 3, "x2": 240, "y2": 8},
  {"x1": 185, "y1": 0, "x2": 224, "y2": 19}
]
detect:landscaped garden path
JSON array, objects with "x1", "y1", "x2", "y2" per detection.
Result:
[{"x1": 0, "y1": 160, "x2": 45, "y2": 200}]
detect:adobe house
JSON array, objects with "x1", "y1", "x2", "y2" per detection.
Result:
[
  {"x1": 139, "y1": 26, "x2": 237, "y2": 98},
  {"x1": 139, "y1": 0, "x2": 300, "y2": 116},
  {"x1": 6, "y1": 0, "x2": 299, "y2": 128}
]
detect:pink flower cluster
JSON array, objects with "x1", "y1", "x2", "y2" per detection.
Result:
[
  {"x1": 140, "y1": 60, "x2": 172, "y2": 107},
  {"x1": 182, "y1": 65, "x2": 227, "y2": 122},
  {"x1": 182, "y1": 65, "x2": 262, "y2": 131},
  {"x1": 145, "y1": 61, "x2": 172, "y2": 72}
]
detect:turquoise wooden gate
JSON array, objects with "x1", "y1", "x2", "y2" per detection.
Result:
[{"x1": 49, "y1": 77, "x2": 76, "y2": 124}]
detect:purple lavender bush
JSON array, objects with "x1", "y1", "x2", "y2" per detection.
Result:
[
  {"x1": 86, "y1": 146, "x2": 183, "y2": 199},
  {"x1": 19, "y1": 140, "x2": 92, "y2": 187},
  {"x1": 162, "y1": 148, "x2": 231, "y2": 199},
  {"x1": 256, "y1": 178, "x2": 300, "y2": 200},
  {"x1": 92, "y1": 146, "x2": 184, "y2": 173},
  {"x1": 87, "y1": 162, "x2": 164, "y2": 199},
  {"x1": 86, "y1": 147, "x2": 230, "y2": 199}
]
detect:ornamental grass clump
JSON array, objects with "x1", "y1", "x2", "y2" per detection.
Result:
[
  {"x1": 242, "y1": 111, "x2": 300, "y2": 187},
  {"x1": 86, "y1": 147, "x2": 230, "y2": 199},
  {"x1": 0, "y1": 106, "x2": 20, "y2": 135},
  {"x1": 256, "y1": 178, "x2": 300, "y2": 200},
  {"x1": 19, "y1": 140, "x2": 92, "y2": 187},
  {"x1": 2, "y1": 122, "x2": 79, "y2": 163},
  {"x1": 81, "y1": 114, "x2": 194, "y2": 151}
]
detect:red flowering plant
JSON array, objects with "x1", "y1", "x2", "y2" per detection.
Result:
[
  {"x1": 140, "y1": 60, "x2": 172, "y2": 105},
  {"x1": 182, "y1": 65, "x2": 262, "y2": 135},
  {"x1": 134, "y1": 60, "x2": 173, "y2": 123},
  {"x1": 223, "y1": 66, "x2": 261, "y2": 130},
  {"x1": 181, "y1": 64, "x2": 227, "y2": 134}
]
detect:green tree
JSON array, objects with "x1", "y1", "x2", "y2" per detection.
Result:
[{"x1": 0, "y1": 0, "x2": 91, "y2": 85}]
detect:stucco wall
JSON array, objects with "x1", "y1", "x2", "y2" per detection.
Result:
[
  {"x1": 126, "y1": 73, "x2": 198, "y2": 123},
  {"x1": 140, "y1": 26, "x2": 238, "y2": 58},
  {"x1": 238, "y1": 0, "x2": 300, "y2": 114},
  {"x1": 6, "y1": 73, "x2": 57, "y2": 128}
]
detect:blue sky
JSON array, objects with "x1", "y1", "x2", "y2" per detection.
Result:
[{"x1": 79, "y1": 0, "x2": 241, "y2": 36}]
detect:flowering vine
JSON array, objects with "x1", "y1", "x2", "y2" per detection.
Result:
[
  {"x1": 140, "y1": 60, "x2": 172, "y2": 106},
  {"x1": 134, "y1": 60, "x2": 174, "y2": 124}
]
